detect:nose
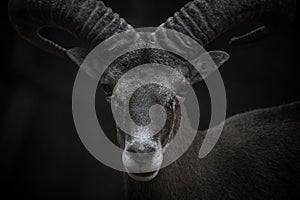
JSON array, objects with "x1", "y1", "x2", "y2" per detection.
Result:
[
  {"x1": 122, "y1": 139, "x2": 163, "y2": 181},
  {"x1": 126, "y1": 143, "x2": 157, "y2": 154}
]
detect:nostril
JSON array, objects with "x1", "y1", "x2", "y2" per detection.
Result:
[
  {"x1": 126, "y1": 146, "x2": 138, "y2": 153},
  {"x1": 126, "y1": 145, "x2": 157, "y2": 153}
]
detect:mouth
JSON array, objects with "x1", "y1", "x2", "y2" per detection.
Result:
[
  {"x1": 122, "y1": 148, "x2": 163, "y2": 182},
  {"x1": 127, "y1": 170, "x2": 159, "y2": 182}
]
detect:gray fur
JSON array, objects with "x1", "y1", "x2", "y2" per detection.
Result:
[{"x1": 125, "y1": 101, "x2": 300, "y2": 200}]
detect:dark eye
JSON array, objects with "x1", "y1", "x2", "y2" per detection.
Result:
[
  {"x1": 177, "y1": 82, "x2": 188, "y2": 97},
  {"x1": 102, "y1": 84, "x2": 112, "y2": 95}
]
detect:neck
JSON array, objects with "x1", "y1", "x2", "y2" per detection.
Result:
[{"x1": 124, "y1": 126, "x2": 206, "y2": 200}]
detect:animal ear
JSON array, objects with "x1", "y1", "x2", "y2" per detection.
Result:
[
  {"x1": 66, "y1": 48, "x2": 90, "y2": 66},
  {"x1": 190, "y1": 50, "x2": 230, "y2": 84}
]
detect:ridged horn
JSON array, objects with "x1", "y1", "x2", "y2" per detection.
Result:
[
  {"x1": 155, "y1": 0, "x2": 296, "y2": 47},
  {"x1": 8, "y1": 0, "x2": 135, "y2": 57}
]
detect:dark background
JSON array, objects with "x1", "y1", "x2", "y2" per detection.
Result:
[{"x1": 0, "y1": 0, "x2": 298, "y2": 199}]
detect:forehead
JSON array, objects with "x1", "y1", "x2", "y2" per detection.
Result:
[{"x1": 100, "y1": 48, "x2": 196, "y2": 89}]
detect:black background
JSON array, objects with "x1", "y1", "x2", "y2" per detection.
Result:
[{"x1": 1, "y1": 0, "x2": 298, "y2": 199}]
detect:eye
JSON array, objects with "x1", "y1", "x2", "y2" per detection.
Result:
[
  {"x1": 176, "y1": 82, "x2": 188, "y2": 97},
  {"x1": 102, "y1": 84, "x2": 113, "y2": 95}
]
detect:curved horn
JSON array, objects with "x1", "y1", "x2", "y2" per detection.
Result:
[
  {"x1": 155, "y1": 0, "x2": 296, "y2": 47},
  {"x1": 8, "y1": 0, "x2": 135, "y2": 57}
]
